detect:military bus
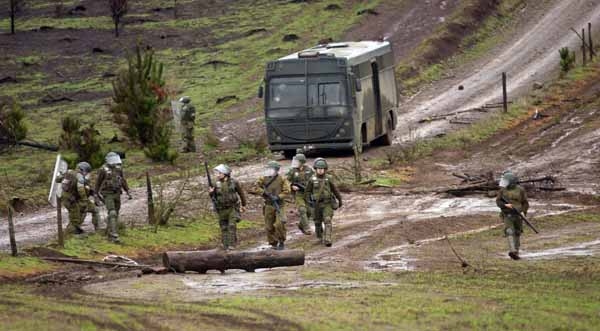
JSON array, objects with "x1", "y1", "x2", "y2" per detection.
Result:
[{"x1": 258, "y1": 40, "x2": 398, "y2": 157}]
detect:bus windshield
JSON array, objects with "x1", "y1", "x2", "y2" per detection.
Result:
[{"x1": 268, "y1": 77, "x2": 347, "y2": 109}]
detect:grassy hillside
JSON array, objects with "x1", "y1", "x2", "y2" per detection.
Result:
[{"x1": 0, "y1": 0, "x2": 380, "y2": 208}]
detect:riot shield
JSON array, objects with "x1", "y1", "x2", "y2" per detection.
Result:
[
  {"x1": 171, "y1": 100, "x2": 183, "y2": 133},
  {"x1": 48, "y1": 154, "x2": 68, "y2": 207}
]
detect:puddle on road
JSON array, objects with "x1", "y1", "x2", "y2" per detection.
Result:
[
  {"x1": 520, "y1": 240, "x2": 600, "y2": 260},
  {"x1": 364, "y1": 203, "x2": 590, "y2": 272},
  {"x1": 84, "y1": 269, "x2": 389, "y2": 301}
]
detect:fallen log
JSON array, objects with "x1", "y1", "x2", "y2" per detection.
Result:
[{"x1": 163, "y1": 249, "x2": 305, "y2": 273}]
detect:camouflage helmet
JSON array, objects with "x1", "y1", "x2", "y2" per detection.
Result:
[
  {"x1": 499, "y1": 170, "x2": 516, "y2": 188},
  {"x1": 179, "y1": 96, "x2": 191, "y2": 104},
  {"x1": 105, "y1": 152, "x2": 122, "y2": 165},
  {"x1": 266, "y1": 161, "x2": 280, "y2": 170},
  {"x1": 76, "y1": 161, "x2": 92, "y2": 174},
  {"x1": 295, "y1": 153, "x2": 307, "y2": 164},
  {"x1": 214, "y1": 164, "x2": 231, "y2": 176},
  {"x1": 313, "y1": 157, "x2": 328, "y2": 169}
]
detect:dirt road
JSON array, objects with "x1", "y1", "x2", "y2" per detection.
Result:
[{"x1": 395, "y1": 0, "x2": 600, "y2": 141}]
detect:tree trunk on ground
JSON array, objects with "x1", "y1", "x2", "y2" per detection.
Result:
[{"x1": 163, "y1": 249, "x2": 305, "y2": 273}]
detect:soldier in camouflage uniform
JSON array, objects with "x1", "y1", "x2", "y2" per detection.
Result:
[
  {"x1": 82, "y1": 171, "x2": 101, "y2": 231},
  {"x1": 286, "y1": 153, "x2": 314, "y2": 235},
  {"x1": 59, "y1": 162, "x2": 96, "y2": 235},
  {"x1": 209, "y1": 164, "x2": 247, "y2": 250},
  {"x1": 496, "y1": 171, "x2": 529, "y2": 260},
  {"x1": 179, "y1": 96, "x2": 196, "y2": 153},
  {"x1": 95, "y1": 152, "x2": 132, "y2": 243},
  {"x1": 257, "y1": 161, "x2": 291, "y2": 250},
  {"x1": 304, "y1": 158, "x2": 342, "y2": 247}
]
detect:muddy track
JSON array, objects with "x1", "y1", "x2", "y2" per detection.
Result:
[{"x1": 395, "y1": 0, "x2": 600, "y2": 141}]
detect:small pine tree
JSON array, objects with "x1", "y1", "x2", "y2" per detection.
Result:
[
  {"x1": 559, "y1": 47, "x2": 576, "y2": 75},
  {"x1": 111, "y1": 44, "x2": 177, "y2": 163},
  {"x1": 59, "y1": 115, "x2": 104, "y2": 168},
  {"x1": 0, "y1": 98, "x2": 27, "y2": 146}
]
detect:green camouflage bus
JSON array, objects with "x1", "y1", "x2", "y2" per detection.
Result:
[{"x1": 259, "y1": 41, "x2": 398, "y2": 156}]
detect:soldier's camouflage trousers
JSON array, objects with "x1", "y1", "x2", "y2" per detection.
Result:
[
  {"x1": 313, "y1": 203, "x2": 334, "y2": 245},
  {"x1": 182, "y1": 126, "x2": 195, "y2": 153},
  {"x1": 502, "y1": 213, "x2": 523, "y2": 253},
  {"x1": 217, "y1": 207, "x2": 240, "y2": 249},
  {"x1": 63, "y1": 198, "x2": 84, "y2": 235},
  {"x1": 263, "y1": 204, "x2": 286, "y2": 246},
  {"x1": 294, "y1": 195, "x2": 312, "y2": 232},
  {"x1": 103, "y1": 192, "x2": 122, "y2": 240}
]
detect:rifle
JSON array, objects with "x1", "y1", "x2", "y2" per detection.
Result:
[
  {"x1": 262, "y1": 175, "x2": 286, "y2": 224},
  {"x1": 499, "y1": 196, "x2": 539, "y2": 234},
  {"x1": 263, "y1": 192, "x2": 286, "y2": 224},
  {"x1": 204, "y1": 161, "x2": 218, "y2": 212}
]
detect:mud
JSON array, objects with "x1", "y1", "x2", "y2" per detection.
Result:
[{"x1": 84, "y1": 269, "x2": 393, "y2": 301}]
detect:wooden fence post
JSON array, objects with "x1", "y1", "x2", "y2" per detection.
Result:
[
  {"x1": 502, "y1": 72, "x2": 508, "y2": 113},
  {"x1": 582, "y1": 28, "x2": 587, "y2": 66},
  {"x1": 7, "y1": 201, "x2": 18, "y2": 256},
  {"x1": 589, "y1": 22, "x2": 595, "y2": 59},
  {"x1": 56, "y1": 198, "x2": 64, "y2": 247},
  {"x1": 146, "y1": 172, "x2": 155, "y2": 225}
]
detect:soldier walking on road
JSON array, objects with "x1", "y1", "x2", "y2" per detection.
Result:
[
  {"x1": 179, "y1": 96, "x2": 196, "y2": 153},
  {"x1": 496, "y1": 171, "x2": 529, "y2": 260},
  {"x1": 95, "y1": 152, "x2": 132, "y2": 243},
  {"x1": 304, "y1": 158, "x2": 342, "y2": 247},
  {"x1": 257, "y1": 161, "x2": 291, "y2": 250},
  {"x1": 59, "y1": 161, "x2": 96, "y2": 235},
  {"x1": 286, "y1": 153, "x2": 314, "y2": 235},
  {"x1": 209, "y1": 164, "x2": 247, "y2": 250}
]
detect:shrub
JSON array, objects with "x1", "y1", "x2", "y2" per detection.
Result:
[
  {"x1": 559, "y1": 47, "x2": 576, "y2": 74},
  {"x1": 111, "y1": 44, "x2": 177, "y2": 163},
  {"x1": 0, "y1": 98, "x2": 28, "y2": 146},
  {"x1": 58, "y1": 115, "x2": 104, "y2": 168}
]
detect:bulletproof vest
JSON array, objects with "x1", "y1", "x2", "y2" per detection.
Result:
[
  {"x1": 500, "y1": 186, "x2": 526, "y2": 212},
  {"x1": 102, "y1": 165, "x2": 124, "y2": 192},
  {"x1": 215, "y1": 178, "x2": 239, "y2": 207},
  {"x1": 181, "y1": 104, "x2": 195, "y2": 121},
  {"x1": 289, "y1": 166, "x2": 313, "y2": 185},
  {"x1": 262, "y1": 175, "x2": 283, "y2": 196},
  {"x1": 61, "y1": 170, "x2": 82, "y2": 199},
  {"x1": 310, "y1": 175, "x2": 333, "y2": 201}
]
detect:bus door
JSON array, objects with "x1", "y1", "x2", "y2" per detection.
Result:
[{"x1": 371, "y1": 61, "x2": 383, "y2": 136}]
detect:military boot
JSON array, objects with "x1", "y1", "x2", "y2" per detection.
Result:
[
  {"x1": 323, "y1": 223, "x2": 333, "y2": 247},
  {"x1": 507, "y1": 235, "x2": 520, "y2": 260},
  {"x1": 314, "y1": 222, "x2": 323, "y2": 239}
]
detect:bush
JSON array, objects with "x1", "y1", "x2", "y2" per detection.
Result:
[
  {"x1": 59, "y1": 115, "x2": 105, "y2": 168},
  {"x1": 559, "y1": 47, "x2": 576, "y2": 74},
  {"x1": 0, "y1": 98, "x2": 27, "y2": 146},
  {"x1": 111, "y1": 44, "x2": 177, "y2": 163}
]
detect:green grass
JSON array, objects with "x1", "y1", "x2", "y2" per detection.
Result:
[
  {"x1": 0, "y1": 255, "x2": 55, "y2": 279},
  {"x1": 60, "y1": 216, "x2": 259, "y2": 258},
  {"x1": 1, "y1": 260, "x2": 599, "y2": 330}
]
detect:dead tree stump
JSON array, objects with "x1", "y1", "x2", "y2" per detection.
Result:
[{"x1": 162, "y1": 249, "x2": 305, "y2": 273}]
